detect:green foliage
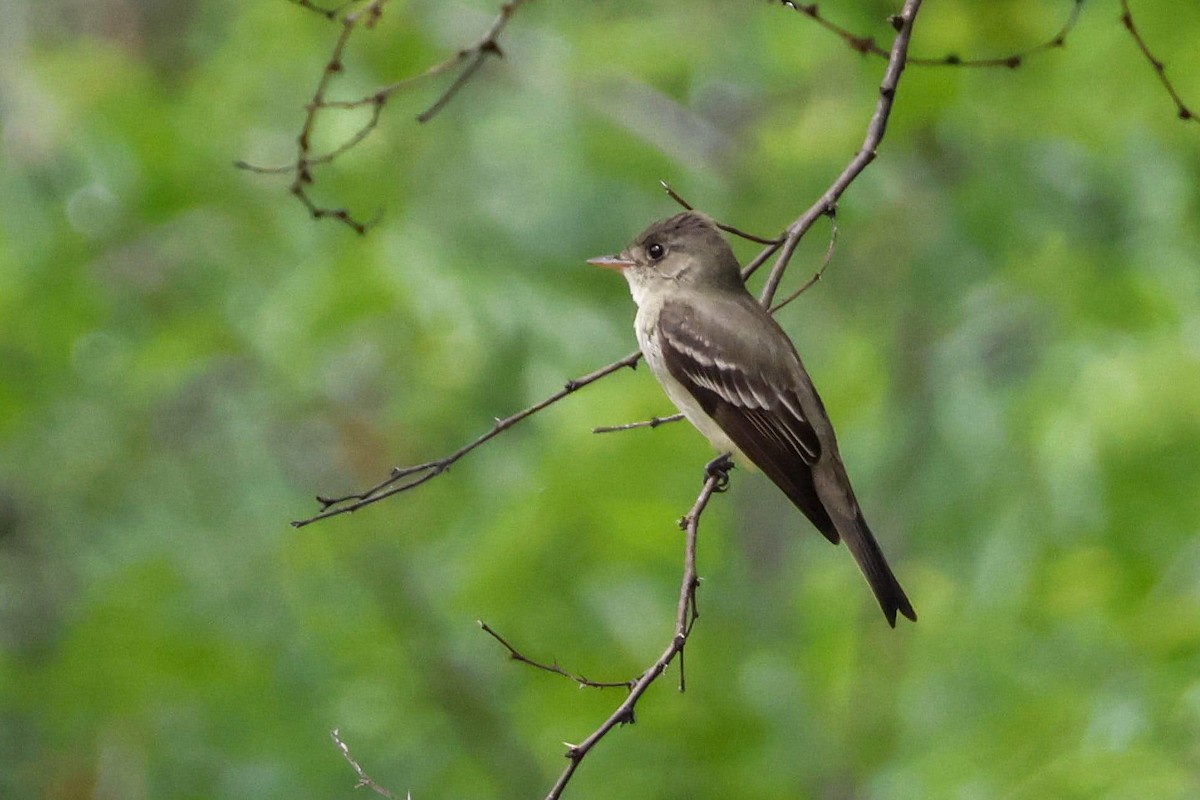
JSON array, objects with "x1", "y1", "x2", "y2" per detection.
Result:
[{"x1": 2, "y1": 1, "x2": 1199, "y2": 798}]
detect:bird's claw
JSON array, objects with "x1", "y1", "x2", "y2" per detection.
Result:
[{"x1": 704, "y1": 453, "x2": 734, "y2": 492}]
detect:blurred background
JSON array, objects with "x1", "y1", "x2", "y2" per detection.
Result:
[{"x1": 3, "y1": 0, "x2": 1199, "y2": 797}]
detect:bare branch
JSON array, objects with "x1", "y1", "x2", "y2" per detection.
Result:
[
  {"x1": 755, "y1": 0, "x2": 923, "y2": 307},
  {"x1": 479, "y1": 621, "x2": 634, "y2": 689},
  {"x1": 769, "y1": 208, "x2": 839, "y2": 314},
  {"x1": 660, "y1": 181, "x2": 782, "y2": 246},
  {"x1": 780, "y1": 0, "x2": 1082, "y2": 70},
  {"x1": 292, "y1": 351, "x2": 642, "y2": 527},
  {"x1": 543, "y1": 463, "x2": 726, "y2": 800},
  {"x1": 1120, "y1": 0, "x2": 1198, "y2": 124},
  {"x1": 290, "y1": 0, "x2": 361, "y2": 20},
  {"x1": 238, "y1": 0, "x2": 392, "y2": 234},
  {"x1": 325, "y1": 461, "x2": 727, "y2": 800},
  {"x1": 592, "y1": 413, "x2": 684, "y2": 434},
  {"x1": 240, "y1": 0, "x2": 536, "y2": 232},
  {"x1": 415, "y1": 0, "x2": 534, "y2": 122},
  {"x1": 331, "y1": 728, "x2": 405, "y2": 799}
]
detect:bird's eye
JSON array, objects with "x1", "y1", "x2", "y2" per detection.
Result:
[{"x1": 647, "y1": 242, "x2": 665, "y2": 260}]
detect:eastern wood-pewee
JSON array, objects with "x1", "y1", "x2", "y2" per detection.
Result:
[{"x1": 589, "y1": 211, "x2": 916, "y2": 626}]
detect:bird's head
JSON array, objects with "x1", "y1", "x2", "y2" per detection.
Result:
[{"x1": 588, "y1": 211, "x2": 743, "y2": 305}]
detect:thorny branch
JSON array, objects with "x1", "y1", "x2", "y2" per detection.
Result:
[
  {"x1": 416, "y1": 0, "x2": 533, "y2": 123},
  {"x1": 238, "y1": 0, "x2": 390, "y2": 234},
  {"x1": 791, "y1": 0, "x2": 1193, "y2": 126}
]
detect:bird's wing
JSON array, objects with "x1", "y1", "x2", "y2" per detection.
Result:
[{"x1": 657, "y1": 298, "x2": 838, "y2": 542}]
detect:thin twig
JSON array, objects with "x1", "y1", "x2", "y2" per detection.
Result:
[
  {"x1": 592, "y1": 413, "x2": 684, "y2": 434},
  {"x1": 660, "y1": 181, "x2": 782, "y2": 246},
  {"x1": 1119, "y1": 0, "x2": 1198, "y2": 123},
  {"x1": 479, "y1": 622, "x2": 634, "y2": 689},
  {"x1": 293, "y1": 351, "x2": 642, "y2": 527},
  {"x1": 239, "y1": 0, "x2": 535, "y2": 231},
  {"x1": 282, "y1": 0, "x2": 391, "y2": 234},
  {"x1": 769, "y1": 209, "x2": 839, "y2": 314},
  {"x1": 543, "y1": 465, "x2": 724, "y2": 800},
  {"x1": 290, "y1": 0, "x2": 361, "y2": 20},
  {"x1": 417, "y1": 0, "x2": 534, "y2": 122},
  {"x1": 781, "y1": 0, "x2": 1082, "y2": 70},
  {"x1": 331, "y1": 728, "x2": 405, "y2": 799},
  {"x1": 756, "y1": 0, "x2": 924, "y2": 306}
]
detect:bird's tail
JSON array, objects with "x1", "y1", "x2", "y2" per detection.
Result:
[{"x1": 841, "y1": 510, "x2": 916, "y2": 627}]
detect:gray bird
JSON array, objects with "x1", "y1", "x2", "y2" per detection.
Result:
[{"x1": 589, "y1": 211, "x2": 916, "y2": 626}]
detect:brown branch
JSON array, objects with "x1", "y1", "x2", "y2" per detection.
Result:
[
  {"x1": 542, "y1": 465, "x2": 724, "y2": 800},
  {"x1": 781, "y1": 0, "x2": 1082, "y2": 70},
  {"x1": 660, "y1": 181, "x2": 782, "y2": 246},
  {"x1": 756, "y1": 0, "x2": 923, "y2": 307},
  {"x1": 769, "y1": 208, "x2": 839, "y2": 314},
  {"x1": 1120, "y1": 0, "x2": 1198, "y2": 123},
  {"x1": 244, "y1": 0, "x2": 391, "y2": 234},
  {"x1": 292, "y1": 351, "x2": 642, "y2": 527},
  {"x1": 290, "y1": 0, "x2": 361, "y2": 20},
  {"x1": 479, "y1": 622, "x2": 634, "y2": 689},
  {"x1": 239, "y1": 0, "x2": 534, "y2": 232},
  {"x1": 413, "y1": 0, "x2": 535, "y2": 123},
  {"x1": 592, "y1": 413, "x2": 684, "y2": 434},
  {"x1": 331, "y1": 728, "x2": 405, "y2": 799},
  {"x1": 326, "y1": 464, "x2": 726, "y2": 800}
]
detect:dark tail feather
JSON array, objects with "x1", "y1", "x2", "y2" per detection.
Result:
[
  {"x1": 758, "y1": 455, "x2": 915, "y2": 625},
  {"x1": 841, "y1": 511, "x2": 916, "y2": 627}
]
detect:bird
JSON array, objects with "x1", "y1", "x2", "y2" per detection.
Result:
[{"x1": 588, "y1": 210, "x2": 916, "y2": 626}]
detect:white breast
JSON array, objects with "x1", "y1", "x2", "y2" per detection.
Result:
[{"x1": 633, "y1": 299, "x2": 745, "y2": 461}]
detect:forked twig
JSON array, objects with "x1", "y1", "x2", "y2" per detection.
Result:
[{"x1": 239, "y1": 0, "x2": 535, "y2": 232}]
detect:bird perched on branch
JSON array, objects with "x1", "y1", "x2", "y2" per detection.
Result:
[{"x1": 589, "y1": 211, "x2": 916, "y2": 626}]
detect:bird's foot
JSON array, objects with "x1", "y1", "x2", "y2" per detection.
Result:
[{"x1": 704, "y1": 453, "x2": 734, "y2": 492}]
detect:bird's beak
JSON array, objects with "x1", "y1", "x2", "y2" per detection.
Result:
[{"x1": 587, "y1": 255, "x2": 635, "y2": 271}]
